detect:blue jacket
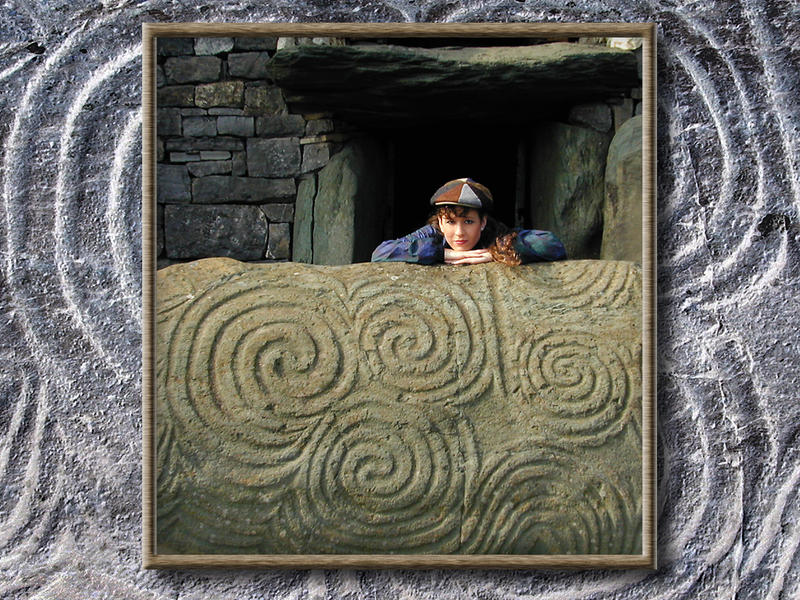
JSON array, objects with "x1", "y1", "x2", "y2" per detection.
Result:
[{"x1": 371, "y1": 224, "x2": 567, "y2": 264}]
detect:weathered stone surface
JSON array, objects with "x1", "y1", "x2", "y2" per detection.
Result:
[
  {"x1": 312, "y1": 138, "x2": 388, "y2": 264},
  {"x1": 157, "y1": 108, "x2": 182, "y2": 136},
  {"x1": 228, "y1": 51, "x2": 272, "y2": 79},
  {"x1": 266, "y1": 222, "x2": 291, "y2": 259},
  {"x1": 612, "y1": 98, "x2": 635, "y2": 132},
  {"x1": 187, "y1": 160, "x2": 232, "y2": 177},
  {"x1": 301, "y1": 142, "x2": 331, "y2": 172},
  {"x1": 568, "y1": 102, "x2": 613, "y2": 132},
  {"x1": 157, "y1": 85, "x2": 195, "y2": 107},
  {"x1": 169, "y1": 152, "x2": 201, "y2": 163},
  {"x1": 293, "y1": 174, "x2": 315, "y2": 263},
  {"x1": 164, "y1": 56, "x2": 221, "y2": 84},
  {"x1": 195, "y1": 81, "x2": 245, "y2": 108},
  {"x1": 156, "y1": 258, "x2": 642, "y2": 554},
  {"x1": 216, "y1": 115, "x2": 254, "y2": 137},
  {"x1": 260, "y1": 203, "x2": 294, "y2": 222},
  {"x1": 199, "y1": 150, "x2": 231, "y2": 161},
  {"x1": 208, "y1": 107, "x2": 245, "y2": 116},
  {"x1": 165, "y1": 136, "x2": 243, "y2": 152},
  {"x1": 232, "y1": 151, "x2": 246, "y2": 176},
  {"x1": 157, "y1": 164, "x2": 191, "y2": 203},
  {"x1": 306, "y1": 118, "x2": 334, "y2": 136},
  {"x1": 157, "y1": 37, "x2": 194, "y2": 56},
  {"x1": 156, "y1": 64, "x2": 166, "y2": 88},
  {"x1": 602, "y1": 115, "x2": 642, "y2": 263},
  {"x1": 182, "y1": 116, "x2": 216, "y2": 137},
  {"x1": 164, "y1": 205, "x2": 267, "y2": 260},
  {"x1": 192, "y1": 175, "x2": 295, "y2": 203},
  {"x1": 234, "y1": 36, "x2": 278, "y2": 51},
  {"x1": 256, "y1": 114, "x2": 306, "y2": 137},
  {"x1": 529, "y1": 122, "x2": 611, "y2": 259},
  {"x1": 194, "y1": 37, "x2": 234, "y2": 55},
  {"x1": 247, "y1": 137, "x2": 301, "y2": 177},
  {"x1": 244, "y1": 85, "x2": 287, "y2": 116},
  {"x1": 269, "y1": 42, "x2": 639, "y2": 124}
]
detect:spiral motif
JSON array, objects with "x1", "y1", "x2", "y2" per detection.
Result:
[
  {"x1": 280, "y1": 400, "x2": 469, "y2": 553},
  {"x1": 517, "y1": 330, "x2": 639, "y2": 445},
  {"x1": 462, "y1": 446, "x2": 641, "y2": 555},
  {"x1": 162, "y1": 267, "x2": 357, "y2": 481},
  {"x1": 351, "y1": 278, "x2": 491, "y2": 405},
  {"x1": 496, "y1": 261, "x2": 642, "y2": 310}
]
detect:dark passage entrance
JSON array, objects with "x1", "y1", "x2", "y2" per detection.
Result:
[{"x1": 386, "y1": 125, "x2": 522, "y2": 240}]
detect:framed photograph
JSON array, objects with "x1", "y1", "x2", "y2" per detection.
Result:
[{"x1": 142, "y1": 22, "x2": 656, "y2": 569}]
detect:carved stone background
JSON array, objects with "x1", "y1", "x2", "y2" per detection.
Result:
[
  {"x1": 1, "y1": 1, "x2": 798, "y2": 599},
  {"x1": 156, "y1": 259, "x2": 642, "y2": 555}
]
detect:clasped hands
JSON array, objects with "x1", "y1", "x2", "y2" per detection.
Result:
[{"x1": 444, "y1": 248, "x2": 494, "y2": 265}]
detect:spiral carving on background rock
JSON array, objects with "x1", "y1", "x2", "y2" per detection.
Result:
[{"x1": 516, "y1": 329, "x2": 640, "y2": 445}]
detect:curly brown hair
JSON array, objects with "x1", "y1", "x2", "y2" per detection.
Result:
[{"x1": 427, "y1": 205, "x2": 522, "y2": 265}]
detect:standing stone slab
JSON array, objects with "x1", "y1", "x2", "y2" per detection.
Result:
[
  {"x1": 529, "y1": 122, "x2": 611, "y2": 259},
  {"x1": 293, "y1": 174, "x2": 316, "y2": 263},
  {"x1": 312, "y1": 138, "x2": 388, "y2": 265},
  {"x1": 602, "y1": 115, "x2": 642, "y2": 263},
  {"x1": 156, "y1": 259, "x2": 642, "y2": 555},
  {"x1": 247, "y1": 137, "x2": 301, "y2": 177},
  {"x1": 164, "y1": 205, "x2": 267, "y2": 260},
  {"x1": 192, "y1": 176, "x2": 295, "y2": 203},
  {"x1": 157, "y1": 164, "x2": 191, "y2": 203},
  {"x1": 568, "y1": 102, "x2": 613, "y2": 133},
  {"x1": 164, "y1": 56, "x2": 222, "y2": 84}
]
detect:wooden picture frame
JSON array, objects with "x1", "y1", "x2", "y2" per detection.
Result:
[{"x1": 142, "y1": 22, "x2": 656, "y2": 569}]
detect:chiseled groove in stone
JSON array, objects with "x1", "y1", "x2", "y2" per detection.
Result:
[
  {"x1": 501, "y1": 260, "x2": 640, "y2": 309},
  {"x1": 460, "y1": 446, "x2": 640, "y2": 555},
  {"x1": 517, "y1": 330, "x2": 639, "y2": 446},
  {"x1": 279, "y1": 400, "x2": 467, "y2": 554},
  {"x1": 351, "y1": 276, "x2": 492, "y2": 406},
  {"x1": 157, "y1": 260, "x2": 641, "y2": 554}
]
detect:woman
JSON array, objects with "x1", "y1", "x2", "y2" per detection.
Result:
[{"x1": 371, "y1": 178, "x2": 567, "y2": 265}]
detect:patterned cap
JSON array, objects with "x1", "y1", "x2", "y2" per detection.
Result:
[{"x1": 430, "y1": 178, "x2": 494, "y2": 212}]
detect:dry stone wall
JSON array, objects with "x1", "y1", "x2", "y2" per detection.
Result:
[
  {"x1": 156, "y1": 259, "x2": 642, "y2": 555},
  {"x1": 156, "y1": 37, "x2": 350, "y2": 268}
]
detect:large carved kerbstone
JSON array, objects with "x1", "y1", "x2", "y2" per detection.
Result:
[{"x1": 156, "y1": 259, "x2": 642, "y2": 555}]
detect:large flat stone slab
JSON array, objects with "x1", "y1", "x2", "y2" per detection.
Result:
[
  {"x1": 268, "y1": 42, "x2": 639, "y2": 124},
  {"x1": 156, "y1": 259, "x2": 642, "y2": 554}
]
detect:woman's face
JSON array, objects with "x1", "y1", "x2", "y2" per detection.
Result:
[{"x1": 438, "y1": 208, "x2": 487, "y2": 251}]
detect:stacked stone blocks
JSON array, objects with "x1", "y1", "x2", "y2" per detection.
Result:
[{"x1": 156, "y1": 37, "x2": 346, "y2": 267}]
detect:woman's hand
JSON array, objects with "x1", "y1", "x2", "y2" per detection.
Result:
[{"x1": 444, "y1": 248, "x2": 495, "y2": 265}]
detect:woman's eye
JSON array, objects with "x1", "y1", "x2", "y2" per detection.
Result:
[{"x1": 465, "y1": 220, "x2": 474, "y2": 224}]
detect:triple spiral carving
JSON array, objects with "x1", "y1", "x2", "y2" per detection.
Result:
[{"x1": 156, "y1": 261, "x2": 641, "y2": 554}]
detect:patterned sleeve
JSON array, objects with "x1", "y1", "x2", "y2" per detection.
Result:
[
  {"x1": 513, "y1": 229, "x2": 568, "y2": 263},
  {"x1": 371, "y1": 224, "x2": 445, "y2": 264}
]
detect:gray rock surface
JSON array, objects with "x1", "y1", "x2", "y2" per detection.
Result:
[
  {"x1": 529, "y1": 122, "x2": 611, "y2": 259},
  {"x1": 156, "y1": 259, "x2": 642, "y2": 554},
  {"x1": 602, "y1": 116, "x2": 643, "y2": 262},
  {"x1": 269, "y1": 42, "x2": 639, "y2": 124},
  {"x1": 1, "y1": 2, "x2": 799, "y2": 599},
  {"x1": 164, "y1": 204, "x2": 267, "y2": 259}
]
